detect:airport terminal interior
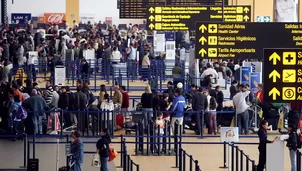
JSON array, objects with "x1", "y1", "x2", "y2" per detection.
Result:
[{"x1": 0, "y1": 0, "x2": 302, "y2": 171}]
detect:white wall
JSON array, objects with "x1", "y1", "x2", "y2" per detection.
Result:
[
  {"x1": 79, "y1": 0, "x2": 144, "y2": 25},
  {"x1": 7, "y1": 0, "x2": 66, "y2": 22}
]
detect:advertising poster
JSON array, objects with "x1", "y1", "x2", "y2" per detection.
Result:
[
  {"x1": 240, "y1": 66, "x2": 252, "y2": 85},
  {"x1": 243, "y1": 61, "x2": 262, "y2": 73},
  {"x1": 11, "y1": 13, "x2": 31, "y2": 24},
  {"x1": 55, "y1": 66, "x2": 66, "y2": 86},
  {"x1": 44, "y1": 13, "x2": 66, "y2": 24},
  {"x1": 249, "y1": 72, "x2": 262, "y2": 95}
]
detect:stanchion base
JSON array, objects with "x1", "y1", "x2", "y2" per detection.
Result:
[{"x1": 219, "y1": 166, "x2": 228, "y2": 169}]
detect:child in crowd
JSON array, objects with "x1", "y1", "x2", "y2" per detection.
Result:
[
  {"x1": 154, "y1": 112, "x2": 165, "y2": 152},
  {"x1": 208, "y1": 97, "x2": 217, "y2": 135}
]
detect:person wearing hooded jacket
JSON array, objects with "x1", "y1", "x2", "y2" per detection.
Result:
[{"x1": 96, "y1": 128, "x2": 111, "y2": 171}]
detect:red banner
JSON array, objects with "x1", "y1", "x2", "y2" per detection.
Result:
[{"x1": 44, "y1": 13, "x2": 66, "y2": 24}]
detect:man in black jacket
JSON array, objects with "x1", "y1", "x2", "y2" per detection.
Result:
[
  {"x1": 192, "y1": 87, "x2": 208, "y2": 135},
  {"x1": 74, "y1": 87, "x2": 88, "y2": 133},
  {"x1": 81, "y1": 59, "x2": 90, "y2": 84},
  {"x1": 210, "y1": 86, "x2": 224, "y2": 111}
]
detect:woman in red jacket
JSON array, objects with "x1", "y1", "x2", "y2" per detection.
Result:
[{"x1": 256, "y1": 84, "x2": 264, "y2": 103}]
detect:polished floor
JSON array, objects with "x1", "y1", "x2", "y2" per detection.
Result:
[{"x1": 0, "y1": 132, "x2": 295, "y2": 171}]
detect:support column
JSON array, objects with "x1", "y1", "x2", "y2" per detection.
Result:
[{"x1": 1, "y1": 0, "x2": 7, "y2": 24}]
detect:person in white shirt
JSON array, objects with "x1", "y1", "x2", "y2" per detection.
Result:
[
  {"x1": 232, "y1": 84, "x2": 250, "y2": 135},
  {"x1": 111, "y1": 46, "x2": 122, "y2": 63},
  {"x1": 100, "y1": 94, "x2": 114, "y2": 131},
  {"x1": 200, "y1": 63, "x2": 219, "y2": 80}
]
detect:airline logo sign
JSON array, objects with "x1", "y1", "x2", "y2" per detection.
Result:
[
  {"x1": 264, "y1": 49, "x2": 302, "y2": 102},
  {"x1": 44, "y1": 13, "x2": 66, "y2": 24}
]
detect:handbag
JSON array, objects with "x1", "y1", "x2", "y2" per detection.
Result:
[
  {"x1": 91, "y1": 153, "x2": 101, "y2": 167},
  {"x1": 109, "y1": 147, "x2": 118, "y2": 162}
]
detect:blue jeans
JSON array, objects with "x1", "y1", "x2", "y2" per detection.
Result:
[
  {"x1": 290, "y1": 149, "x2": 297, "y2": 171},
  {"x1": 100, "y1": 157, "x2": 109, "y2": 171},
  {"x1": 142, "y1": 108, "x2": 153, "y2": 129},
  {"x1": 236, "y1": 110, "x2": 249, "y2": 135},
  {"x1": 73, "y1": 161, "x2": 82, "y2": 171}
]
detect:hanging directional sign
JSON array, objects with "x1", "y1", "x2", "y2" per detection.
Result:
[
  {"x1": 147, "y1": 5, "x2": 251, "y2": 31},
  {"x1": 119, "y1": 0, "x2": 229, "y2": 19},
  {"x1": 195, "y1": 22, "x2": 302, "y2": 59},
  {"x1": 256, "y1": 16, "x2": 270, "y2": 22},
  {"x1": 263, "y1": 48, "x2": 302, "y2": 102}
]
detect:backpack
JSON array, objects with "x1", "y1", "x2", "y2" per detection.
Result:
[{"x1": 13, "y1": 105, "x2": 28, "y2": 120}]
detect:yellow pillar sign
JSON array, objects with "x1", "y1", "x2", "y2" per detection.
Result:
[
  {"x1": 282, "y1": 87, "x2": 296, "y2": 100},
  {"x1": 269, "y1": 52, "x2": 281, "y2": 65},
  {"x1": 282, "y1": 52, "x2": 296, "y2": 65},
  {"x1": 269, "y1": 87, "x2": 280, "y2": 100}
]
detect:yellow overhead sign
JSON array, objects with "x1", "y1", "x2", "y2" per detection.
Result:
[
  {"x1": 147, "y1": 5, "x2": 251, "y2": 31},
  {"x1": 195, "y1": 22, "x2": 302, "y2": 59},
  {"x1": 264, "y1": 49, "x2": 302, "y2": 102}
]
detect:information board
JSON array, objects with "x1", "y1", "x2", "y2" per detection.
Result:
[
  {"x1": 195, "y1": 22, "x2": 302, "y2": 59},
  {"x1": 263, "y1": 48, "x2": 302, "y2": 102},
  {"x1": 147, "y1": 6, "x2": 251, "y2": 31},
  {"x1": 119, "y1": 0, "x2": 228, "y2": 19}
]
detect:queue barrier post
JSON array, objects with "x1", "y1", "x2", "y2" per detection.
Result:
[
  {"x1": 252, "y1": 160, "x2": 257, "y2": 171},
  {"x1": 179, "y1": 148, "x2": 183, "y2": 171},
  {"x1": 22, "y1": 134, "x2": 27, "y2": 168},
  {"x1": 235, "y1": 146, "x2": 239, "y2": 171},
  {"x1": 240, "y1": 150, "x2": 244, "y2": 170},
  {"x1": 135, "y1": 123, "x2": 139, "y2": 155},
  {"x1": 157, "y1": 125, "x2": 160, "y2": 156},
  {"x1": 120, "y1": 135, "x2": 124, "y2": 168},
  {"x1": 189, "y1": 155, "x2": 193, "y2": 171},
  {"x1": 137, "y1": 165, "x2": 140, "y2": 171},
  {"x1": 194, "y1": 160, "x2": 199, "y2": 171},
  {"x1": 246, "y1": 156, "x2": 249, "y2": 171},
  {"x1": 200, "y1": 111, "x2": 204, "y2": 138},
  {"x1": 182, "y1": 150, "x2": 186, "y2": 171},
  {"x1": 231, "y1": 143, "x2": 234, "y2": 171},
  {"x1": 219, "y1": 141, "x2": 228, "y2": 169},
  {"x1": 33, "y1": 134, "x2": 36, "y2": 159},
  {"x1": 27, "y1": 140, "x2": 30, "y2": 167}
]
